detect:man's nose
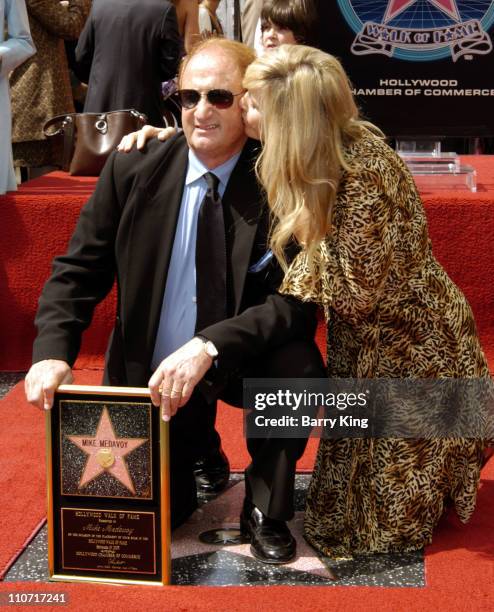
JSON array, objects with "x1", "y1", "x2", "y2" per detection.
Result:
[{"x1": 194, "y1": 95, "x2": 214, "y2": 117}]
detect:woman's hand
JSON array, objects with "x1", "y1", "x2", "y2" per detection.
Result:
[{"x1": 117, "y1": 125, "x2": 178, "y2": 152}]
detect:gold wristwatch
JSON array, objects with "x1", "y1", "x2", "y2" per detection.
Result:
[{"x1": 195, "y1": 335, "x2": 219, "y2": 359}]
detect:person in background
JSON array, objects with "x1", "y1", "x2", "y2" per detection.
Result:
[
  {"x1": 64, "y1": 39, "x2": 87, "y2": 112},
  {"x1": 256, "y1": 0, "x2": 317, "y2": 53},
  {"x1": 199, "y1": 0, "x2": 224, "y2": 36},
  {"x1": 9, "y1": 0, "x2": 89, "y2": 180},
  {"x1": 171, "y1": 0, "x2": 200, "y2": 54},
  {"x1": 240, "y1": 0, "x2": 262, "y2": 48},
  {"x1": 161, "y1": 1, "x2": 200, "y2": 129},
  {"x1": 76, "y1": 0, "x2": 181, "y2": 128},
  {"x1": 0, "y1": 0, "x2": 35, "y2": 194}
]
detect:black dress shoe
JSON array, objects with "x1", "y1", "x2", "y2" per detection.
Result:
[
  {"x1": 240, "y1": 498, "x2": 296, "y2": 564},
  {"x1": 193, "y1": 448, "x2": 230, "y2": 494}
]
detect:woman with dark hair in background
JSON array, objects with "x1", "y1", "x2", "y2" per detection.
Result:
[{"x1": 258, "y1": 0, "x2": 317, "y2": 52}]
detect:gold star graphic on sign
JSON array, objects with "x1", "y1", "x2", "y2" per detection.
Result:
[{"x1": 67, "y1": 407, "x2": 147, "y2": 494}]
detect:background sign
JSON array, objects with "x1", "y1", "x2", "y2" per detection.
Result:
[{"x1": 316, "y1": 1, "x2": 494, "y2": 138}]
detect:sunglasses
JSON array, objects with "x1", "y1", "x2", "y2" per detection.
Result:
[{"x1": 175, "y1": 89, "x2": 245, "y2": 110}]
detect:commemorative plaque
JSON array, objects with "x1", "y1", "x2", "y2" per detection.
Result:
[{"x1": 47, "y1": 385, "x2": 170, "y2": 585}]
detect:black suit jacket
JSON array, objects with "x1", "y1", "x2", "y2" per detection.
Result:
[
  {"x1": 75, "y1": 0, "x2": 181, "y2": 127},
  {"x1": 33, "y1": 135, "x2": 316, "y2": 386}
]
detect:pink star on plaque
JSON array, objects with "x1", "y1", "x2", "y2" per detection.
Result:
[
  {"x1": 67, "y1": 407, "x2": 147, "y2": 495},
  {"x1": 384, "y1": 0, "x2": 461, "y2": 24}
]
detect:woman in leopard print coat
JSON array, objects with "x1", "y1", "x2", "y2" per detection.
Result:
[{"x1": 243, "y1": 45, "x2": 492, "y2": 557}]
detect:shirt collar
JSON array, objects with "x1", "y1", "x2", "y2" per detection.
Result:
[{"x1": 185, "y1": 148, "x2": 242, "y2": 189}]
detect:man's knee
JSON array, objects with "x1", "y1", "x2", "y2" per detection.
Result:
[
  {"x1": 220, "y1": 340, "x2": 325, "y2": 407},
  {"x1": 258, "y1": 340, "x2": 325, "y2": 379}
]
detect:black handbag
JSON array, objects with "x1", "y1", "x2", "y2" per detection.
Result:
[{"x1": 43, "y1": 109, "x2": 147, "y2": 176}]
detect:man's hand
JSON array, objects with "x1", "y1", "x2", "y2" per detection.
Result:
[
  {"x1": 148, "y1": 338, "x2": 213, "y2": 422},
  {"x1": 25, "y1": 359, "x2": 73, "y2": 411},
  {"x1": 117, "y1": 125, "x2": 177, "y2": 152}
]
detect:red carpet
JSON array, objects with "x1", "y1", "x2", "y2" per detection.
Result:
[
  {"x1": 0, "y1": 425, "x2": 492, "y2": 611},
  {"x1": 0, "y1": 382, "x2": 46, "y2": 580},
  {"x1": 0, "y1": 386, "x2": 492, "y2": 612},
  {"x1": 0, "y1": 174, "x2": 113, "y2": 371}
]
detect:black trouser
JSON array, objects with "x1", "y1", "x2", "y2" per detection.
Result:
[{"x1": 168, "y1": 339, "x2": 325, "y2": 528}]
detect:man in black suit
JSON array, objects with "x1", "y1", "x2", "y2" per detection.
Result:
[
  {"x1": 25, "y1": 38, "x2": 324, "y2": 564},
  {"x1": 75, "y1": 0, "x2": 181, "y2": 127}
]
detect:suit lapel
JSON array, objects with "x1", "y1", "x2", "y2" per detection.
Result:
[{"x1": 223, "y1": 139, "x2": 264, "y2": 313}]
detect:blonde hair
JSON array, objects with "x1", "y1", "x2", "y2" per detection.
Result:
[
  {"x1": 178, "y1": 37, "x2": 256, "y2": 87},
  {"x1": 243, "y1": 44, "x2": 382, "y2": 273}
]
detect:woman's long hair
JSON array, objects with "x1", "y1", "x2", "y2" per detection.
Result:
[{"x1": 243, "y1": 44, "x2": 381, "y2": 274}]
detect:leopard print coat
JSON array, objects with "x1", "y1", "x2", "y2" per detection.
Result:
[{"x1": 280, "y1": 129, "x2": 490, "y2": 557}]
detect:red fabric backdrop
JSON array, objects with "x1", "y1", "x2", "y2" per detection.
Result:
[{"x1": 1, "y1": 156, "x2": 494, "y2": 371}]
